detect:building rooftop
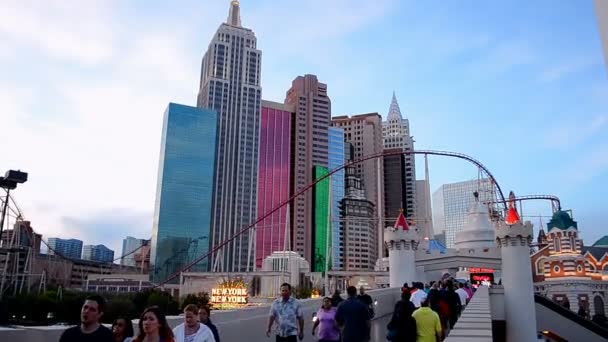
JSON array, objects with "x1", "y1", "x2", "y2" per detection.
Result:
[
  {"x1": 547, "y1": 210, "x2": 578, "y2": 231},
  {"x1": 592, "y1": 235, "x2": 608, "y2": 247},
  {"x1": 581, "y1": 246, "x2": 608, "y2": 261}
]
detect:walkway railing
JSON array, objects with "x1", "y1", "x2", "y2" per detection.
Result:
[{"x1": 445, "y1": 285, "x2": 493, "y2": 342}]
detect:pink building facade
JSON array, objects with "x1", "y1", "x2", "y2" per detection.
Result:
[{"x1": 256, "y1": 101, "x2": 292, "y2": 268}]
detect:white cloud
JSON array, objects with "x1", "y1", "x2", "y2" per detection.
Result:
[
  {"x1": 543, "y1": 114, "x2": 608, "y2": 149},
  {"x1": 0, "y1": 2, "x2": 204, "y2": 250},
  {"x1": 0, "y1": 1, "x2": 118, "y2": 66},
  {"x1": 539, "y1": 57, "x2": 597, "y2": 82},
  {"x1": 468, "y1": 40, "x2": 538, "y2": 75}
]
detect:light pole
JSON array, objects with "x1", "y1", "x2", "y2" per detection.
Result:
[{"x1": 0, "y1": 170, "x2": 28, "y2": 244}]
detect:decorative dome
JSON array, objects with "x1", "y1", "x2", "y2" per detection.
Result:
[
  {"x1": 455, "y1": 192, "x2": 495, "y2": 249},
  {"x1": 463, "y1": 196, "x2": 493, "y2": 232},
  {"x1": 547, "y1": 210, "x2": 578, "y2": 231},
  {"x1": 592, "y1": 235, "x2": 608, "y2": 247}
]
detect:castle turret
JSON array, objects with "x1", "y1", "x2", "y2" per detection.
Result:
[
  {"x1": 496, "y1": 195, "x2": 537, "y2": 342},
  {"x1": 384, "y1": 210, "x2": 420, "y2": 287}
]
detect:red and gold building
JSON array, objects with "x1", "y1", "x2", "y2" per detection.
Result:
[{"x1": 531, "y1": 210, "x2": 608, "y2": 317}]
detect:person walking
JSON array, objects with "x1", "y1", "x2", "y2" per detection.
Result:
[
  {"x1": 131, "y1": 306, "x2": 175, "y2": 342},
  {"x1": 455, "y1": 283, "x2": 469, "y2": 308},
  {"x1": 444, "y1": 281, "x2": 462, "y2": 329},
  {"x1": 391, "y1": 292, "x2": 415, "y2": 324},
  {"x1": 427, "y1": 283, "x2": 441, "y2": 314},
  {"x1": 357, "y1": 286, "x2": 374, "y2": 318},
  {"x1": 199, "y1": 306, "x2": 220, "y2": 342},
  {"x1": 386, "y1": 292, "x2": 417, "y2": 342},
  {"x1": 335, "y1": 286, "x2": 371, "y2": 342},
  {"x1": 331, "y1": 290, "x2": 344, "y2": 307},
  {"x1": 312, "y1": 297, "x2": 340, "y2": 342},
  {"x1": 112, "y1": 318, "x2": 134, "y2": 342},
  {"x1": 266, "y1": 283, "x2": 304, "y2": 341},
  {"x1": 412, "y1": 298, "x2": 442, "y2": 342},
  {"x1": 463, "y1": 283, "x2": 473, "y2": 299},
  {"x1": 410, "y1": 282, "x2": 428, "y2": 308},
  {"x1": 59, "y1": 295, "x2": 114, "y2": 342},
  {"x1": 173, "y1": 304, "x2": 215, "y2": 342},
  {"x1": 402, "y1": 283, "x2": 411, "y2": 295}
]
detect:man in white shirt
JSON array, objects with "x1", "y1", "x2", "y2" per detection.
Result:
[
  {"x1": 173, "y1": 304, "x2": 216, "y2": 342},
  {"x1": 455, "y1": 282, "x2": 469, "y2": 308},
  {"x1": 409, "y1": 282, "x2": 428, "y2": 308}
]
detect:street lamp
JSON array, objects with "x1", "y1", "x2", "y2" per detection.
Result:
[{"x1": 0, "y1": 170, "x2": 28, "y2": 244}]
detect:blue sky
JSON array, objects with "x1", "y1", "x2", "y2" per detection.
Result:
[{"x1": 0, "y1": 0, "x2": 606, "y2": 255}]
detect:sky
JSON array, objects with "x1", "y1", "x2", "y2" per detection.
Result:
[{"x1": 0, "y1": 0, "x2": 606, "y2": 257}]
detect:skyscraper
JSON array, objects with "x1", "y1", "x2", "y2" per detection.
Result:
[
  {"x1": 121, "y1": 236, "x2": 147, "y2": 267},
  {"x1": 285, "y1": 75, "x2": 331, "y2": 263},
  {"x1": 332, "y1": 113, "x2": 384, "y2": 259},
  {"x1": 595, "y1": 0, "x2": 608, "y2": 73},
  {"x1": 256, "y1": 100, "x2": 292, "y2": 269},
  {"x1": 47, "y1": 238, "x2": 83, "y2": 259},
  {"x1": 197, "y1": 1, "x2": 262, "y2": 272},
  {"x1": 340, "y1": 167, "x2": 376, "y2": 270},
  {"x1": 82, "y1": 244, "x2": 114, "y2": 263},
  {"x1": 328, "y1": 127, "x2": 345, "y2": 270},
  {"x1": 382, "y1": 93, "x2": 416, "y2": 222},
  {"x1": 432, "y1": 178, "x2": 494, "y2": 248},
  {"x1": 150, "y1": 103, "x2": 217, "y2": 283}
]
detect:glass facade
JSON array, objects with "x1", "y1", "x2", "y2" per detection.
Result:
[
  {"x1": 121, "y1": 236, "x2": 147, "y2": 266},
  {"x1": 432, "y1": 178, "x2": 494, "y2": 248},
  {"x1": 150, "y1": 103, "x2": 217, "y2": 284},
  {"x1": 312, "y1": 166, "x2": 330, "y2": 273},
  {"x1": 47, "y1": 238, "x2": 83, "y2": 259},
  {"x1": 256, "y1": 104, "x2": 291, "y2": 269},
  {"x1": 328, "y1": 127, "x2": 345, "y2": 270},
  {"x1": 82, "y1": 244, "x2": 114, "y2": 263},
  {"x1": 383, "y1": 148, "x2": 407, "y2": 228}
]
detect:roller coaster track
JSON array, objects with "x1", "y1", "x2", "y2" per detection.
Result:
[
  {"x1": 157, "y1": 149, "x2": 507, "y2": 286},
  {"x1": 487, "y1": 194, "x2": 561, "y2": 213}
]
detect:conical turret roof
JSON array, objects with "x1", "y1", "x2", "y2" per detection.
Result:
[{"x1": 394, "y1": 209, "x2": 410, "y2": 230}]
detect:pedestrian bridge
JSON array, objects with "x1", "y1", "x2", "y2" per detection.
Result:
[
  {"x1": 3, "y1": 286, "x2": 604, "y2": 341},
  {"x1": 0, "y1": 287, "x2": 401, "y2": 342}
]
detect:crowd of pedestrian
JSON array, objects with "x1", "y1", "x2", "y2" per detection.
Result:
[
  {"x1": 58, "y1": 279, "x2": 473, "y2": 342},
  {"x1": 58, "y1": 295, "x2": 219, "y2": 342},
  {"x1": 387, "y1": 279, "x2": 473, "y2": 341}
]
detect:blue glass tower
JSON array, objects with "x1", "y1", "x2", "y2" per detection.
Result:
[
  {"x1": 150, "y1": 103, "x2": 217, "y2": 284},
  {"x1": 47, "y1": 238, "x2": 83, "y2": 259},
  {"x1": 328, "y1": 127, "x2": 345, "y2": 270},
  {"x1": 82, "y1": 244, "x2": 114, "y2": 263}
]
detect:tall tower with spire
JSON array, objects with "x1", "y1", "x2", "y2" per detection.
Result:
[
  {"x1": 382, "y1": 93, "x2": 417, "y2": 230},
  {"x1": 197, "y1": 0, "x2": 262, "y2": 272}
]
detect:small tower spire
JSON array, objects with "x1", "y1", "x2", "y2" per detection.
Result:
[
  {"x1": 387, "y1": 91, "x2": 403, "y2": 121},
  {"x1": 227, "y1": 0, "x2": 242, "y2": 27}
]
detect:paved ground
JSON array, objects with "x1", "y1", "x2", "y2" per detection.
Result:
[{"x1": 216, "y1": 313, "x2": 391, "y2": 342}]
